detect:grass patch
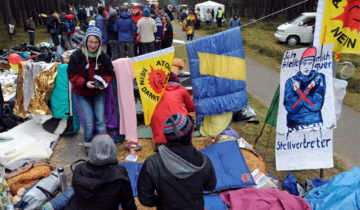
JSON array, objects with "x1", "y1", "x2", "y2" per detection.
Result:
[{"x1": 0, "y1": 24, "x2": 50, "y2": 49}]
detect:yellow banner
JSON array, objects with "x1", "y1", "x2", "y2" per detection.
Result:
[
  {"x1": 319, "y1": 0, "x2": 360, "y2": 54},
  {"x1": 132, "y1": 47, "x2": 175, "y2": 125}
]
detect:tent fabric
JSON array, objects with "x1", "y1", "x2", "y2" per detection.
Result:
[
  {"x1": 200, "y1": 141, "x2": 255, "y2": 192},
  {"x1": 195, "y1": 1, "x2": 225, "y2": 21},
  {"x1": 220, "y1": 188, "x2": 311, "y2": 210},
  {"x1": 0, "y1": 120, "x2": 59, "y2": 167},
  {"x1": 304, "y1": 167, "x2": 360, "y2": 210},
  {"x1": 204, "y1": 194, "x2": 227, "y2": 210},
  {"x1": 186, "y1": 27, "x2": 247, "y2": 129}
]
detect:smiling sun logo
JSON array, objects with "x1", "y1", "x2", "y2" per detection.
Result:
[
  {"x1": 148, "y1": 65, "x2": 168, "y2": 94},
  {"x1": 332, "y1": 0, "x2": 360, "y2": 32}
]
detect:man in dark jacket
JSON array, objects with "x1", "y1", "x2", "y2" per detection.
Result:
[
  {"x1": 114, "y1": 10, "x2": 137, "y2": 58},
  {"x1": 107, "y1": 8, "x2": 119, "y2": 59},
  {"x1": 95, "y1": 6, "x2": 108, "y2": 53},
  {"x1": 25, "y1": 16, "x2": 36, "y2": 45},
  {"x1": 138, "y1": 113, "x2": 217, "y2": 210},
  {"x1": 41, "y1": 135, "x2": 137, "y2": 210}
]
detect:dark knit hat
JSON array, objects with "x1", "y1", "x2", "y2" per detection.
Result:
[
  {"x1": 163, "y1": 114, "x2": 193, "y2": 144},
  {"x1": 143, "y1": 8, "x2": 150, "y2": 17}
]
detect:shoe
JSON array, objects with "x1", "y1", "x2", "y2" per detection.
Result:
[
  {"x1": 39, "y1": 202, "x2": 54, "y2": 210},
  {"x1": 125, "y1": 142, "x2": 142, "y2": 151}
]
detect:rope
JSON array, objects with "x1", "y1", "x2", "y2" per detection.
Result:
[
  {"x1": 240, "y1": 0, "x2": 310, "y2": 28},
  {"x1": 173, "y1": 0, "x2": 310, "y2": 47}
]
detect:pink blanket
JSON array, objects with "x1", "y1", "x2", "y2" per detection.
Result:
[
  {"x1": 112, "y1": 58, "x2": 138, "y2": 143},
  {"x1": 220, "y1": 188, "x2": 311, "y2": 210}
]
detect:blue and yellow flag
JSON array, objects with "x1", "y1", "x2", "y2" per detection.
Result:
[
  {"x1": 314, "y1": 0, "x2": 360, "y2": 54},
  {"x1": 186, "y1": 27, "x2": 248, "y2": 130}
]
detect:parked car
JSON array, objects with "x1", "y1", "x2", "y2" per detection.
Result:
[{"x1": 274, "y1": 12, "x2": 316, "y2": 45}]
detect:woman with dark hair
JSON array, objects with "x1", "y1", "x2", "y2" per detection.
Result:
[{"x1": 161, "y1": 16, "x2": 173, "y2": 49}]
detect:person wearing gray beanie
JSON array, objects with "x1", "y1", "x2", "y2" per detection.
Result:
[
  {"x1": 67, "y1": 27, "x2": 115, "y2": 150},
  {"x1": 41, "y1": 134, "x2": 137, "y2": 210}
]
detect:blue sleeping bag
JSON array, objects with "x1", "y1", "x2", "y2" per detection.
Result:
[
  {"x1": 119, "y1": 162, "x2": 143, "y2": 197},
  {"x1": 304, "y1": 167, "x2": 360, "y2": 210},
  {"x1": 204, "y1": 194, "x2": 227, "y2": 210},
  {"x1": 200, "y1": 140, "x2": 255, "y2": 192}
]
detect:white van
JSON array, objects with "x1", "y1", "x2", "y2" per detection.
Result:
[{"x1": 274, "y1": 12, "x2": 316, "y2": 45}]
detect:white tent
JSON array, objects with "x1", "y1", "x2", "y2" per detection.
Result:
[{"x1": 195, "y1": 0, "x2": 225, "y2": 22}]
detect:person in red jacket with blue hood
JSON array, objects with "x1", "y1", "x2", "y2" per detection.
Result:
[
  {"x1": 150, "y1": 72, "x2": 194, "y2": 144},
  {"x1": 284, "y1": 47, "x2": 326, "y2": 132},
  {"x1": 67, "y1": 27, "x2": 115, "y2": 150}
]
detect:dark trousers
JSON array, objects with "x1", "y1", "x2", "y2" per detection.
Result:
[
  {"x1": 29, "y1": 32, "x2": 35, "y2": 45},
  {"x1": 51, "y1": 34, "x2": 60, "y2": 46},
  {"x1": 187, "y1": 34, "x2": 194, "y2": 41},
  {"x1": 119, "y1": 41, "x2": 135, "y2": 58},
  {"x1": 217, "y1": 18, "x2": 222, "y2": 28},
  {"x1": 154, "y1": 41, "x2": 161, "y2": 51},
  {"x1": 140, "y1": 42, "x2": 155, "y2": 55}
]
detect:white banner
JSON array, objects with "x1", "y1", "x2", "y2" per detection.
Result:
[{"x1": 276, "y1": 44, "x2": 335, "y2": 170}]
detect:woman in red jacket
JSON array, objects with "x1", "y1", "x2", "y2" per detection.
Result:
[{"x1": 151, "y1": 72, "x2": 195, "y2": 144}]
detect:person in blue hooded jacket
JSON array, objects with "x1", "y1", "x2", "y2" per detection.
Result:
[
  {"x1": 114, "y1": 10, "x2": 137, "y2": 58},
  {"x1": 284, "y1": 47, "x2": 326, "y2": 132},
  {"x1": 95, "y1": 6, "x2": 108, "y2": 53}
]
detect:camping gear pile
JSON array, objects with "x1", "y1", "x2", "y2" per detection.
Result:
[{"x1": 0, "y1": 43, "x2": 81, "y2": 209}]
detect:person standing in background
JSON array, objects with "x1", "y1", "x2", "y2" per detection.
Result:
[
  {"x1": 107, "y1": 8, "x2": 120, "y2": 60},
  {"x1": 114, "y1": 9, "x2": 137, "y2": 58},
  {"x1": 228, "y1": 15, "x2": 241, "y2": 28},
  {"x1": 216, "y1": 7, "x2": 224, "y2": 28},
  {"x1": 161, "y1": 16, "x2": 173, "y2": 49},
  {"x1": 96, "y1": 6, "x2": 108, "y2": 53},
  {"x1": 47, "y1": 12, "x2": 61, "y2": 46},
  {"x1": 137, "y1": 8, "x2": 157, "y2": 54},
  {"x1": 25, "y1": 16, "x2": 36, "y2": 45}
]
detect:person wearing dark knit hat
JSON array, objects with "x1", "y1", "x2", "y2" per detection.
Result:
[
  {"x1": 41, "y1": 135, "x2": 137, "y2": 210},
  {"x1": 150, "y1": 72, "x2": 194, "y2": 144},
  {"x1": 67, "y1": 27, "x2": 115, "y2": 150},
  {"x1": 138, "y1": 113, "x2": 216, "y2": 209},
  {"x1": 284, "y1": 46, "x2": 326, "y2": 132}
]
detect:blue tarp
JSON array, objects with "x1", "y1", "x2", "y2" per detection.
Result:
[
  {"x1": 119, "y1": 162, "x2": 143, "y2": 197},
  {"x1": 304, "y1": 167, "x2": 360, "y2": 210},
  {"x1": 204, "y1": 194, "x2": 227, "y2": 210}
]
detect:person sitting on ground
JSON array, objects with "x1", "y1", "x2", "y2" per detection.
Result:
[
  {"x1": 41, "y1": 135, "x2": 137, "y2": 210},
  {"x1": 150, "y1": 72, "x2": 194, "y2": 145},
  {"x1": 228, "y1": 15, "x2": 241, "y2": 28},
  {"x1": 138, "y1": 113, "x2": 217, "y2": 209},
  {"x1": 72, "y1": 27, "x2": 85, "y2": 45}
]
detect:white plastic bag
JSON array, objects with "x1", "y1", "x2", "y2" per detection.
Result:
[{"x1": 333, "y1": 79, "x2": 348, "y2": 120}]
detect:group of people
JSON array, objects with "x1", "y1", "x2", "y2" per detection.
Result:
[
  {"x1": 41, "y1": 113, "x2": 216, "y2": 210},
  {"x1": 44, "y1": 5, "x2": 174, "y2": 59}
]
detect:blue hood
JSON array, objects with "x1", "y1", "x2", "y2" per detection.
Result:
[{"x1": 120, "y1": 11, "x2": 131, "y2": 18}]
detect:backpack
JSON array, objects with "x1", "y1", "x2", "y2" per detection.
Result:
[{"x1": 65, "y1": 14, "x2": 76, "y2": 35}]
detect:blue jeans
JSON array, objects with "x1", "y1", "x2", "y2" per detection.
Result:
[
  {"x1": 74, "y1": 92, "x2": 107, "y2": 144},
  {"x1": 50, "y1": 189, "x2": 74, "y2": 210}
]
